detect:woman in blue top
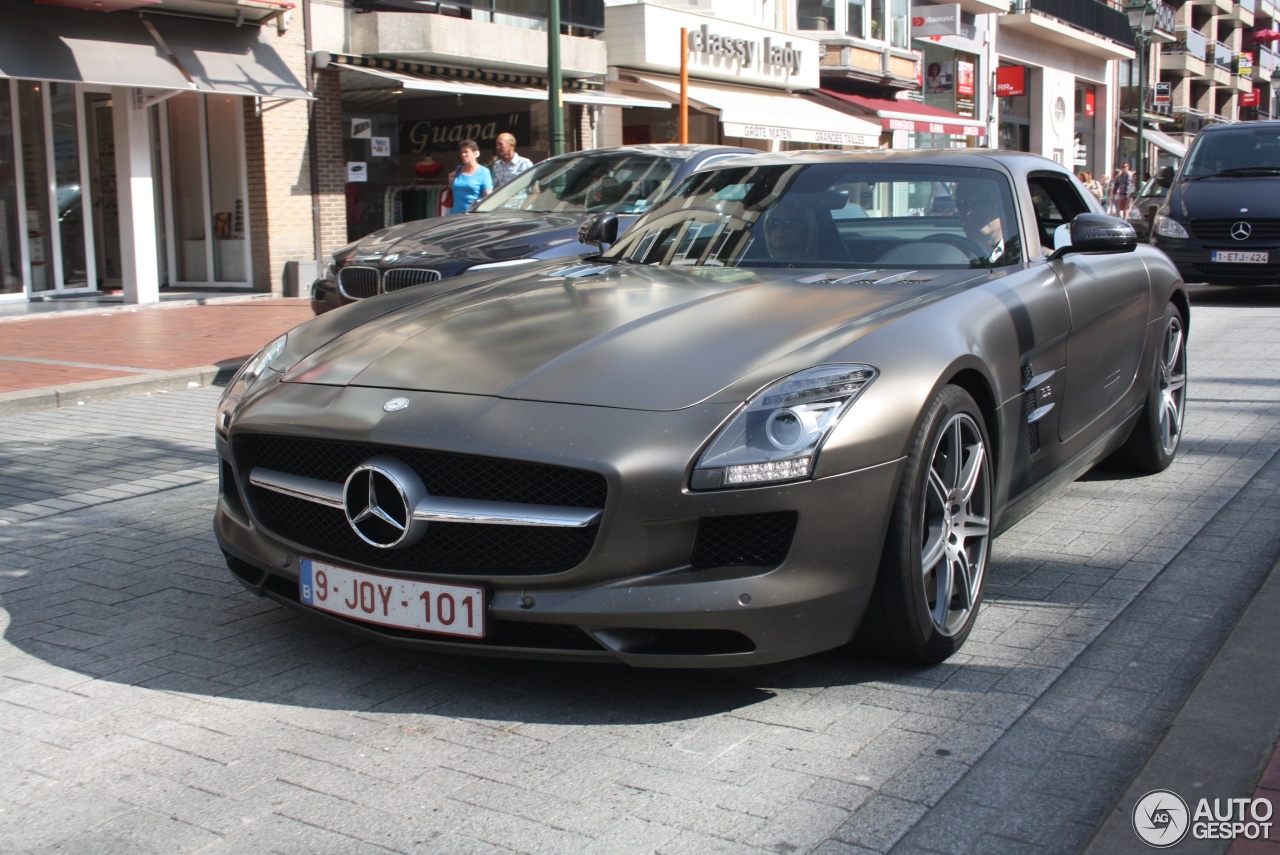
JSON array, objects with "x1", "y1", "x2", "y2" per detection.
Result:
[{"x1": 449, "y1": 139, "x2": 493, "y2": 215}]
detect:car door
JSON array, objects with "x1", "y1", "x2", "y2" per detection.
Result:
[{"x1": 1031, "y1": 172, "x2": 1150, "y2": 444}]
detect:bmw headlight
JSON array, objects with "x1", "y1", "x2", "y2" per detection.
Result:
[
  {"x1": 1154, "y1": 214, "x2": 1188, "y2": 239},
  {"x1": 215, "y1": 334, "x2": 288, "y2": 435},
  {"x1": 692, "y1": 364, "x2": 878, "y2": 490}
]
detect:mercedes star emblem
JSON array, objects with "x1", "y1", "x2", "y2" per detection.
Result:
[
  {"x1": 1231, "y1": 221, "x2": 1252, "y2": 241},
  {"x1": 342, "y1": 456, "x2": 428, "y2": 549},
  {"x1": 383, "y1": 397, "x2": 410, "y2": 412}
]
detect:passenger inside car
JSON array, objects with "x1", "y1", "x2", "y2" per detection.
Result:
[{"x1": 955, "y1": 180, "x2": 1007, "y2": 261}]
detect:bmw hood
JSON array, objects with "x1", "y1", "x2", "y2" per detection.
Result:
[
  {"x1": 284, "y1": 264, "x2": 986, "y2": 411},
  {"x1": 347, "y1": 211, "x2": 628, "y2": 265},
  {"x1": 1169, "y1": 177, "x2": 1280, "y2": 220}
]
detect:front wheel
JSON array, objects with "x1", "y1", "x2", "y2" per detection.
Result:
[{"x1": 856, "y1": 385, "x2": 993, "y2": 663}]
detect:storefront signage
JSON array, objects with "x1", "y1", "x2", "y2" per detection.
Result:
[
  {"x1": 996, "y1": 65, "x2": 1027, "y2": 97},
  {"x1": 688, "y1": 24, "x2": 802, "y2": 75},
  {"x1": 910, "y1": 5, "x2": 960, "y2": 38},
  {"x1": 1239, "y1": 51, "x2": 1253, "y2": 77},
  {"x1": 399, "y1": 112, "x2": 530, "y2": 155},
  {"x1": 1241, "y1": 90, "x2": 1260, "y2": 107},
  {"x1": 722, "y1": 120, "x2": 874, "y2": 147},
  {"x1": 1155, "y1": 81, "x2": 1172, "y2": 104},
  {"x1": 351, "y1": 118, "x2": 372, "y2": 139}
]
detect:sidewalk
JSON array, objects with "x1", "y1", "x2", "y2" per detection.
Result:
[
  {"x1": 0, "y1": 293, "x2": 313, "y2": 416},
  {"x1": 0, "y1": 290, "x2": 1277, "y2": 853}
]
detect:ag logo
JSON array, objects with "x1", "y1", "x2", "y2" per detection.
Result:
[{"x1": 1133, "y1": 789, "x2": 1190, "y2": 847}]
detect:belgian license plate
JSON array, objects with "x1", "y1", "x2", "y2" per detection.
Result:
[
  {"x1": 1211, "y1": 250, "x2": 1269, "y2": 264},
  {"x1": 299, "y1": 559, "x2": 485, "y2": 638}
]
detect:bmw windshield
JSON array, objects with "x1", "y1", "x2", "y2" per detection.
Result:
[{"x1": 475, "y1": 152, "x2": 684, "y2": 215}]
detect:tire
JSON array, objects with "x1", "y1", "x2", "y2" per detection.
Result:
[
  {"x1": 856, "y1": 385, "x2": 994, "y2": 664},
  {"x1": 1109, "y1": 302, "x2": 1187, "y2": 473}
]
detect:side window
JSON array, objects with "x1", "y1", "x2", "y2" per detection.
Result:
[{"x1": 1027, "y1": 174, "x2": 1091, "y2": 253}]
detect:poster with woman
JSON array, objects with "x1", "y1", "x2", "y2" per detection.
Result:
[{"x1": 925, "y1": 61, "x2": 953, "y2": 93}]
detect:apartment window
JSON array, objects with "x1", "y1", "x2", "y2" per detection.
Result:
[{"x1": 798, "y1": 0, "x2": 834, "y2": 30}]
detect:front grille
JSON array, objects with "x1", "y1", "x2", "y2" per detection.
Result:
[
  {"x1": 338, "y1": 266, "x2": 379, "y2": 299},
  {"x1": 254, "y1": 492, "x2": 597, "y2": 574},
  {"x1": 691, "y1": 512, "x2": 797, "y2": 568},
  {"x1": 236, "y1": 435, "x2": 607, "y2": 575},
  {"x1": 384, "y1": 268, "x2": 442, "y2": 291},
  {"x1": 1189, "y1": 219, "x2": 1280, "y2": 242}
]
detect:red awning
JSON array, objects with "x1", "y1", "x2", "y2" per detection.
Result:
[{"x1": 817, "y1": 90, "x2": 986, "y2": 137}]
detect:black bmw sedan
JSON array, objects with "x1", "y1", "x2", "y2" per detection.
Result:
[{"x1": 310, "y1": 144, "x2": 756, "y2": 314}]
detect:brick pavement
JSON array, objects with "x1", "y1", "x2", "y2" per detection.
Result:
[
  {"x1": 0, "y1": 292, "x2": 1278, "y2": 854},
  {"x1": 0, "y1": 298, "x2": 313, "y2": 411}
]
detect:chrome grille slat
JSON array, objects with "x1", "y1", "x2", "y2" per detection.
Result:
[
  {"x1": 337, "y1": 266, "x2": 379, "y2": 299},
  {"x1": 384, "y1": 268, "x2": 443, "y2": 291}
]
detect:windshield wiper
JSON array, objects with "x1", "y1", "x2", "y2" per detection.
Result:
[{"x1": 1207, "y1": 166, "x2": 1280, "y2": 177}]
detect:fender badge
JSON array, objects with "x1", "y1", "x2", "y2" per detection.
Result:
[{"x1": 383, "y1": 397, "x2": 410, "y2": 412}]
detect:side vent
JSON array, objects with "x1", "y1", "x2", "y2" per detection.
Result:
[{"x1": 1022, "y1": 363, "x2": 1056, "y2": 456}]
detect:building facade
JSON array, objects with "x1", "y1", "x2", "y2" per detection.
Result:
[
  {"x1": 0, "y1": 0, "x2": 312, "y2": 305},
  {"x1": 2, "y1": 0, "x2": 1264, "y2": 308}
]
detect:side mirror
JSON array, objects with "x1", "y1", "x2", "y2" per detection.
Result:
[
  {"x1": 1155, "y1": 164, "x2": 1174, "y2": 188},
  {"x1": 577, "y1": 211, "x2": 619, "y2": 250},
  {"x1": 1048, "y1": 213, "x2": 1138, "y2": 260}
]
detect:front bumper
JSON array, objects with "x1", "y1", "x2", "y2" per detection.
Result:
[
  {"x1": 215, "y1": 383, "x2": 903, "y2": 668},
  {"x1": 1153, "y1": 238, "x2": 1280, "y2": 285}
]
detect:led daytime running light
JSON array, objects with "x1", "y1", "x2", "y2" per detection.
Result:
[{"x1": 725, "y1": 458, "x2": 812, "y2": 485}]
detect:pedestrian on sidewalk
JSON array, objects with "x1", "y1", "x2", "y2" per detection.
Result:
[
  {"x1": 491, "y1": 132, "x2": 533, "y2": 190},
  {"x1": 1109, "y1": 163, "x2": 1135, "y2": 219}
]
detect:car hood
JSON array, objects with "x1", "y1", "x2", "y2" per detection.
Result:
[
  {"x1": 1168, "y1": 177, "x2": 1280, "y2": 220},
  {"x1": 348, "y1": 211, "x2": 635, "y2": 265},
  {"x1": 284, "y1": 264, "x2": 988, "y2": 411}
]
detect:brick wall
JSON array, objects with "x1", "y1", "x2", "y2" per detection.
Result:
[
  {"x1": 312, "y1": 69, "x2": 349, "y2": 259},
  {"x1": 243, "y1": 18, "x2": 316, "y2": 294}
]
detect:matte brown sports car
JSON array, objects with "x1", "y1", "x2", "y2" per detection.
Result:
[{"x1": 215, "y1": 150, "x2": 1189, "y2": 668}]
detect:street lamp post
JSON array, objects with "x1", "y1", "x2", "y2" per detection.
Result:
[{"x1": 1127, "y1": 1, "x2": 1158, "y2": 183}]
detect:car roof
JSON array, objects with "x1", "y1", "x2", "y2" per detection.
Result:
[
  {"x1": 695, "y1": 147, "x2": 1073, "y2": 181},
  {"x1": 544, "y1": 144, "x2": 756, "y2": 162}
]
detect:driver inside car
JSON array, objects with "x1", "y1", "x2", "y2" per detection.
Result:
[{"x1": 761, "y1": 205, "x2": 819, "y2": 259}]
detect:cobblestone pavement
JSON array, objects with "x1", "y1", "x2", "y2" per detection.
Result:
[{"x1": 2, "y1": 292, "x2": 1279, "y2": 854}]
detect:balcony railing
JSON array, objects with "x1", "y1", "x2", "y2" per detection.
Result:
[
  {"x1": 1009, "y1": 0, "x2": 1135, "y2": 46},
  {"x1": 1162, "y1": 27, "x2": 1208, "y2": 60},
  {"x1": 1215, "y1": 40, "x2": 1235, "y2": 70}
]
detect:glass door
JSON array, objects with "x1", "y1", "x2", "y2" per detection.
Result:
[
  {"x1": 84, "y1": 91, "x2": 122, "y2": 290},
  {"x1": 166, "y1": 92, "x2": 249, "y2": 286}
]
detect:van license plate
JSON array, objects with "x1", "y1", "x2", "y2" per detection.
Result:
[
  {"x1": 300, "y1": 559, "x2": 485, "y2": 638},
  {"x1": 1211, "y1": 251, "x2": 1269, "y2": 263}
]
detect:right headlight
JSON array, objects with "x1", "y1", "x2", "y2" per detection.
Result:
[
  {"x1": 1153, "y1": 213, "x2": 1188, "y2": 239},
  {"x1": 691, "y1": 364, "x2": 878, "y2": 490}
]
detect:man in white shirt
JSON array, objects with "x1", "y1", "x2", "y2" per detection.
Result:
[{"x1": 492, "y1": 133, "x2": 533, "y2": 189}]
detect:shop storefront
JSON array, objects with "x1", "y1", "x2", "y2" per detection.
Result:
[
  {"x1": 0, "y1": 4, "x2": 309, "y2": 302},
  {"x1": 909, "y1": 3, "x2": 988, "y2": 148},
  {"x1": 316, "y1": 54, "x2": 667, "y2": 243},
  {"x1": 602, "y1": 4, "x2": 881, "y2": 152}
]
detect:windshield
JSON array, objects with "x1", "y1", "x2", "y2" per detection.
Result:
[
  {"x1": 600, "y1": 163, "x2": 1022, "y2": 270},
  {"x1": 475, "y1": 152, "x2": 683, "y2": 215},
  {"x1": 1183, "y1": 127, "x2": 1280, "y2": 177}
]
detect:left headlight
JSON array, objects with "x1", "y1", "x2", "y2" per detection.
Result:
[
  {"x1": 691, "y1": 364, "x2": 878, "y2": 490},
  {"x1": 215, "y1": 334, "x2": 288, "y2": 436}
]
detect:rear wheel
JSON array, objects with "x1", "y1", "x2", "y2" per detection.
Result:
[
  {"x1": 856, "y1": 385, "x2": 993, "y2": 663},
  {"x1": 1109, "y1": 303, "x2": 1186, "y2": 473}
]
